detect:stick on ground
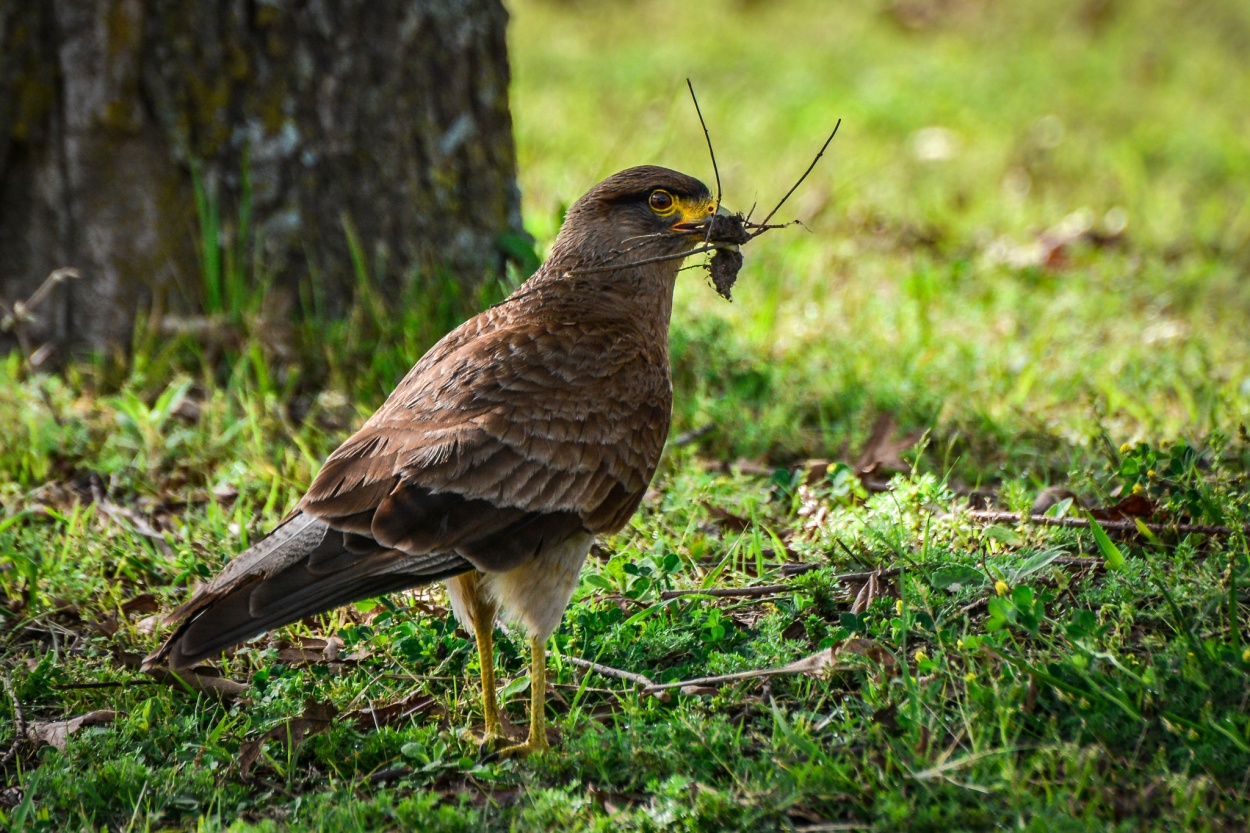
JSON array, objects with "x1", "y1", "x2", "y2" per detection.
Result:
[{"x1": 963, "y1": 509, "x2": 1246, "y2": 537}]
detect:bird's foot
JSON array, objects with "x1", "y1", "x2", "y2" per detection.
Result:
[{"x1": 495, "y1": 735, "x2": 549, "y2": 758}]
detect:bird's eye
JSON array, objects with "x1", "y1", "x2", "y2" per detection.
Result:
[{"x1": 648, "y1": 190, "x2": 676, "y2": 214}]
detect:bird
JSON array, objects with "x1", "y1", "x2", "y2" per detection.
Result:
[{"x1": 143, "y1": 165, "x2": 739, "y2": 756}]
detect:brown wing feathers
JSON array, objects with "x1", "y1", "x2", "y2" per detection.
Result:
[{"x1": 147, "y1": 513, "x2": 471, "y2": 669}]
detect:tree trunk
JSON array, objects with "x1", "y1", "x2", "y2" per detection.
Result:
[{"x1": 0, "y1": 0, "x2": 523, "y2": 356}]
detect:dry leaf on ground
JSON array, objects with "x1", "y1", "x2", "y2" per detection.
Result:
[
  {"x1": 238, "y1": 699, "x2": 338, "y2": 778},
  {"x1": 346, "y1": 692, "x2": 444, "y2": 732},
  {"x1": 26, "y1": 710, "x2": 116, "y2": 750},
  {"x1": 855, "y1": 414, "x2": 922, "y2": 484},
  {"x1": 1090, "y1": 494, "x2": 1158, "y2": 521}
]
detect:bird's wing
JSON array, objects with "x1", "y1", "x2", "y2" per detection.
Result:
[
  {"x1": 301, "y1": 313, "x2": 672, "y2": 572},
  {"x1": 144, "y1": 511, "x2": 469, "y2": 669}
]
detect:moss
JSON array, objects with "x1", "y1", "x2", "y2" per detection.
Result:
[
  {"x1": 186, "y1": 73, "x2": 233, "y2": 158},
  {"x1": 104, "y1": 0, "x2": 143, "y2": 64},
  {"x1": 227, "y1": 43, "x2": 251, "y2": 83},
  {"x1": 4, "y1": 19, "x2": 56, "y2": 141},
  {"x1": 10, "y1": 76, "x2": 55, "y2": 141},
  {"x1": 99, "y1": 99, "x2": 142, "y2": 133},
  {"x1": 254, "y1": 4, "x2": 281, "y2": 29}
]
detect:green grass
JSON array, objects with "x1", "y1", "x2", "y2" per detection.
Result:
[{"x1": 3, "y1": 0, "x2": 1250, "y2": 829}]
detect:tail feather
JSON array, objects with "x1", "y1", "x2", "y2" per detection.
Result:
[{"x1": 143, "y1": 512, "x2": 470, "y2": 670}]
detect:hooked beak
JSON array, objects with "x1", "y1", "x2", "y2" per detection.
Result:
[
  {"x1": 674, "y1": 203, "x2": 737, "y2": 237},
  {"x1": 672, "y1": 199, "x2": 725, "y2": 235}
]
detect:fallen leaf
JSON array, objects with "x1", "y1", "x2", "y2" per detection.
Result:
[
  {"x1": 855, "y1": 414, "x2": 921, "y2": 480},
  {"x1": 848, "y1": 570, "x2": 896, "y2": 614},
  {"x1": 730, "y1": 457, "x2": 775, "y2": 477},
  {"x1": 346, "y1": 692, "x2": 444, "y2": 732},
  {"x1": 134, "y1": 614, "x2": 160, "y2": 636},
  {"x1": 212, "y1": 483, "x2": 240, "y2": 504},
  {"x1": 706, "y1": 505, "x2": 752, "y2": 532},
  {"x1": 961, "y1": 488, "x2": 999, "y2": 510},
  {"x1": 679, "y1": 685, "x2": 719, "y2": 696},
  {"x1": 781, "y1": 619, "x2": 808, "y2": 642},
  {"x1": 273, "y1": 635, "x2": 345, "y2": 665},
  {"x1": 1090, "y1": 494, "x2": 1158, "y2": 521},
  {"x1": 850, "y1": 575, "x2": 877, "y2": 615},
  {"x1": 121, "y1": 593, "x2": 160, "y2": 616},
  {"x1": 1031, "y1": 486, "x2": 1083, "y2": 516},
  {"x1": 94, "y1": 593, "x2": 165, "y2": 637},
  {"x1": 238, "y1": 699, "x2": 338, "y2": 778},
  {"x1": 146, "y1": 667, "x2": 250, "y2": 703},
  {"x1": 802, "y1": 459, "x2": 831, "y2": 485},
  {"x1": 26, "y1": 710, "x2": 116, "y2": 750}
]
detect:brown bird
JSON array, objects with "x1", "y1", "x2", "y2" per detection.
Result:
[{"x1": 144, "y1": 165, "x2": 738, "y2": 756}]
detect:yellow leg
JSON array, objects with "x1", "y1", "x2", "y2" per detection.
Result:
[
  {"x1": 499, "y1": 635, "x2": 549, "y2": 757},
  {"x1": 472, "y1": 602, "x2": 502, "y2": 742}
]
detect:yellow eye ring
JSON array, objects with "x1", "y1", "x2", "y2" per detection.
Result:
[{"x1": 648, "y1": 189, "x2": 677, "y2": 215}]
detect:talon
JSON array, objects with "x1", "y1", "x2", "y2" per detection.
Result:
[{"x1": 497, "y1": 737, "x2": 549, "y2": 758}]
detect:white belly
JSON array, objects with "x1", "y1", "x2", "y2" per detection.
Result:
[{"x1": 445, "y1": 531, "x2": 594, "y2": 641}]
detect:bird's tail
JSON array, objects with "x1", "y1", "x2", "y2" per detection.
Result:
[{"x1": 142, "y1": 512, "x2": 469, "y2": 670}]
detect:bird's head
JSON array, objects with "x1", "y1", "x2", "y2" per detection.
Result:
[{"x1": 550, "y1": 166, "x2": 736, "y2": 273}]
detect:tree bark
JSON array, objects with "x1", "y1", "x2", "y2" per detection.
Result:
[{"x1": 0, "y1": 0, "x2": 523, "y2": 356}]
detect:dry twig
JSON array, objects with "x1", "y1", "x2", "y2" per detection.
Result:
[
  {"x1": 686, "y1": 79, "x2": 722, "y2": 211},
  {"x1": 660, "y1": 584, "x2": 790, "y2": 600},
  {"x1": 963, "y1": 509, "x2": 1246, "y2": 537},
  {"x1": 549, "y1": 652, "x2": 657, "y2": 689},
  {"x1": 1, "y1": 672, "x2": 26, "y2": 768},
  {"x1": 0, "y1": 267, "x2": 80, "y2": 363},
  {"x1": 641, "y1": 639, "x2": 893, "y2": 694},
  {"x1": 756, "y1": 122, "x2": 841, "y2": 228}
]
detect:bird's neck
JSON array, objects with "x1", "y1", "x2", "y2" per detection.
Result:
[{"x1": 514, "y1": 259, "x2": 681, "y2": 339}]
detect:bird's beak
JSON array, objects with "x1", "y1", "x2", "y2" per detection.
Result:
[{"x1": 672, "y1": 199, "x2": 723, "y2": 236}]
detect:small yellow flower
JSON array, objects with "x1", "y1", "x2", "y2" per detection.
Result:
[
  {"x1": 1242, "y1": 648, "x2": 1250, "y2": 663},
  {"x1": 1132, "y1": 483, "x2": 1145, "y2": 495},
  {"x1": 895, "y1": 599, "x2": 904, "y2": 615},
  {"x1": 913, "y1": 649, "x2": 928, "y2": 663},
  {"x1": 994, "y1": 580, "x2": 1009, "y2": 596},
  {"x1": 1119, "y1": 442, "x2": 1132, "y2": 454},
  {"x1": 1147, "y1": 469, "x2": 1157, "y2": 479},
  {"x1": 956, "y1": 639, "x2": 965, "y2": 650},
  {"x1": 964, "y1": 672, "x2": 976, "y2": 682}
]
